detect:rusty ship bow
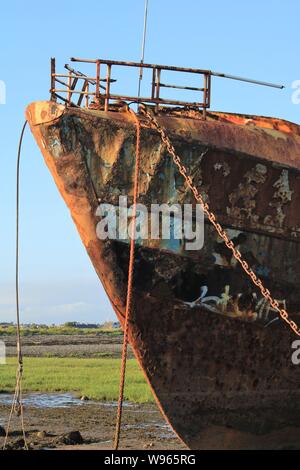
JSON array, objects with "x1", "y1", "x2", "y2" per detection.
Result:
[{"x1": 26, "y1": 58, "x2": 300, "y2": 449}]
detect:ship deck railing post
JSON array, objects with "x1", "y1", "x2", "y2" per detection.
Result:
[
  {"x1": 207, "y1": 73, "x2": 211, "y2": 109},
  {"x1": 96, "y1": 60, "x2": 101, "y2": 105},
  {"x1": 50, "y1": 58, "x2": 57, "y2": 102},
  {"x1": 203, "y1": 73, "x2": 208, "y2": 120},
  {"x1": 105, "y1": 64, "x2": 112, "y2": 112},
  {"x1": 155, "y1": 68, "x2": 161, "y2": 113},
  {"x1": 77, "y1": 80, "x2": 88, "y2": 107},
  {"x1": 151, "y1": 67, "x2": 156, "y2": 100},
  {"x1": 85, "y1": 82, "x2": 89, "y2": 108},
  {"x1": 67, "y1": 70, "x2": 72, "y2": 105}
]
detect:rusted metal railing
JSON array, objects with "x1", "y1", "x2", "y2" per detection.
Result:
[
  {"x1": 50, "y1": 57, "x2": 284, "y2": 119},
  {"x1": 50, "y1": 57, "x2": 211, "y2": 117}
]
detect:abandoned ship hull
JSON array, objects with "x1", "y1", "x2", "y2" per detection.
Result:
[{"x1": 26, "y1": 101, "x2": 300, "y2": 449}]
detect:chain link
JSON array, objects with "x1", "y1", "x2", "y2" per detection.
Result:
[{"x1": 140, "y1": 105, "x2": 300, "y2": 337}]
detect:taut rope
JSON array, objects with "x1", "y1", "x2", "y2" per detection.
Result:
[
  {"x1": 3, "y1": 120, "x2": 28, "y2": 450},
  {"x1": 114, "y1": 109, "x2": 141, "y2": 450}
]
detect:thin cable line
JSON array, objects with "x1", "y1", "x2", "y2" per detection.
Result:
[
  {"x1": 3, "y1": 120, "x2": 28, "y2": 451},
  {"x1": 137, "y1": 0, "x2": 149, "y2": 99}
]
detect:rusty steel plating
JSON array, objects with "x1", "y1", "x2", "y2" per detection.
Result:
[{"x1": 139, "y1": 104, "x2": 300, "y2": 338}]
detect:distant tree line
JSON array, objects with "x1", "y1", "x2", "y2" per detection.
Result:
[{"x1": 0, "y1": 321, "x2": 120, "y2": 329}]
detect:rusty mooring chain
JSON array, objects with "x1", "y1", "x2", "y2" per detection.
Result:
[{"x1": 139, "y1": 104, "x2": 300, "y2": 338}]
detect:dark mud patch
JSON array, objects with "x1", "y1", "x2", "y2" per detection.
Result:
[{"x1": 0, "y1": 397, "x2": 185, "y2": 450}]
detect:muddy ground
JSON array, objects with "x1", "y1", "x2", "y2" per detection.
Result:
[
  {"x1": 0, "y1": 334, "x2": 185, "y2": 450},
  {"x1": 3, "y1": 333, "x2": 133, "y2": 359},
  {"x1": 0, "y1": 401, "x2": 186, "y2": 450}
]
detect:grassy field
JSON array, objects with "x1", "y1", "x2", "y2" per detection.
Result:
[
  {"x1": 0, "y1": 325, "x2": 122, "y2": 336},
  {"x1": 0, "y1": 357, "x2": 154, "y2": 403}
]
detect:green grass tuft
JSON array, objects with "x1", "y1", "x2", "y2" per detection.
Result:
[{"x1": 0, "y1": 357, "x2": 154, "y2": 403}]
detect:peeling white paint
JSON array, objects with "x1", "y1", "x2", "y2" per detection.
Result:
[
  {"x1": 213, "y1": 162, "x2": 230, "y2": 177},
  {"x1": 273, "y1": 169, "x2": 293, "y2": 203}
]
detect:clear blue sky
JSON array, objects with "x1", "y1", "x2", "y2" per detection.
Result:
[{"x1": 0, "y1": 0, "x2": 299, "y2": 324}]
